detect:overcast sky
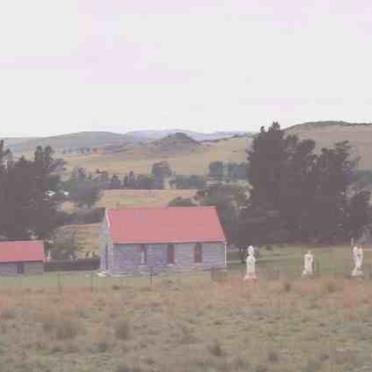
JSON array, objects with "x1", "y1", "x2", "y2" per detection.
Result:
[{"x1": 0, "y1": 0, "x2": 372, "y2": 137}]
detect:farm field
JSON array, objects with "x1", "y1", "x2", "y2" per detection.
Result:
[
  {"x1": 1, "y1": 264, "x2": 372, "y2": 371},
  {"x1": 96, "y1": 189, "x2": 197, "y2": 209}
]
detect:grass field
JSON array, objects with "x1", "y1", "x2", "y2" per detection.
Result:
[
  {"x1": 1, "y1": 262, "x2": 372, "y2": 372},
  {"x1": 96, "y1": 189, "x2": 197, "y2": 209}
]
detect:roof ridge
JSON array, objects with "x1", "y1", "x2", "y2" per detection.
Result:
[{"x1": 108, "y1": 205, "x2": 215, "y2": 211}]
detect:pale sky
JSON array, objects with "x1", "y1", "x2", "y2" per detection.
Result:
[{"x1": 1, "y1": 0, "x2": 372, "y2": 137}]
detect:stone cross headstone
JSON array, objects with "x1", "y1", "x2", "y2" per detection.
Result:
[
  {"x1": 244, "y1": 252, "x2": 257, "y2": 281},
  {"x1": 351, "y1": 246, "x2": 364, "y2": 277},
  {"x1": 302, "y1": 250, "x2": 314, "y2": 277}
]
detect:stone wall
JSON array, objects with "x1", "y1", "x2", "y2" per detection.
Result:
[{"x1": 109, "y1": 241, "x2": 226, "y2": 275}]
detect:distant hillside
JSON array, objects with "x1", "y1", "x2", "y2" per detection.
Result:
[
  {"x1": 286, "y1": 121, "x2": 372, "y2": 169},
  {"x1": 126, "y1": 129, "x2": 249, "y2": 141},
  {"x1": 1, "y1": 129, "x2": 250, "y2": 154},
  {"x1": 65, "y1": 136, "x2": 251, "y2": 176},
  {"x1": 2, "y1": 132, "x2": 135, "y2": 154},
  {"x1": 152, "y1": 132, "x2": 201, "y2": 152}
]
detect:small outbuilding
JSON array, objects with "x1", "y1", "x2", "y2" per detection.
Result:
[
  {"x1": 0, "y1": 241, "x2": 45, "y2": 275},
  {"x1": 100, "y1": 206, "x2": 227, "y2": 275}
]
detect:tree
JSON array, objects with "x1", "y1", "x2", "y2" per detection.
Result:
[
  {"x1": 151, "y1": 161, "x2": 172, "y2": 179},
  {"x1": 68, "y1": 179, "x2": 102, "y2": 208},
  {"x1": 196, "y1": 184, "x2": 248, "y2": 244},
  {"x1": 208, "y1": 161, "x2": 224, "y2": 179},
  {"x1": 241, "y1": 123, "x2": 369, "y2": 244},
  {"x1": 0, "y1": 144, "x2": 66, "y2": 240},
  {"x1": 109, "y1": 174, "x2": 122, "y2": 189}
]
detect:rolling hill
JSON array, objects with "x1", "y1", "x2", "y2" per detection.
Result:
[
  {"x1": 3, "y1": 121, "x2": 372, "y2": 176},
  {"x1": 3, "y1": 131, "x2": 134, "y2": 154},
  {"x1": 286, "y1": 121, "x2": 372, "y2": 169},
  {"x1": 64, "y1": 135, "x2": 250, "y2": 176},
  {"x1": 1, "y1": 129, "x2": 248, "y2": 154}
]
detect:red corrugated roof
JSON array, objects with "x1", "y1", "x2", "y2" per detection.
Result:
[
  {"x1": 0, "y1": 241, "x2": 45, "y2": 263},
  {"x1": 107, "y1": 206, "x2": 226, "y2": 244}
]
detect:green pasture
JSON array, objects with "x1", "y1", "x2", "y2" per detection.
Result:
[{"x1": 0, "y1": 245, "x2": 370, "y2": 291}]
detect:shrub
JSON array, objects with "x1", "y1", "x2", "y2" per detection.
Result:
[
  {"x1": 283, "y1": 281, "x2": 292, "y2": 293},
  {"x1": 55, "y1": 318, "x2": 79, "y2": 340},
  {"x1": 115, "y1": 319, "x2": 131, "y2": 341},
  {"x1": 323, "y1": 279, "x2": 339, "y2": 294},
  {"x1": 40, "y1": 314, "x2": 79, "y2": 340},
  {"x1": 208, "y1": 340, "x2": 223, "y2": 357}
]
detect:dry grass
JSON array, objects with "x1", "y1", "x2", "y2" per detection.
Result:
[
  {"x1": 287, "y1": 124, "x2": 372, "y2": 169},
  {"x1": 96, "y1": 189, "x2": 197, "y2": 209},
  {"x1": 53, "y1": 223, "x2": 100, "y2": 257},
  {"x1": 1, "y1": 272, "x2": 372, "y2": 371},
  {"x1": 63, "y1": 137, "x2": 249, "y2": 176}
]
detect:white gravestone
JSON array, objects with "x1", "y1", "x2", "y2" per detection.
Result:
[
  {"x1": 244, "y1": 253, "x2": 257, "y2": 281},
  {"x1": 352, "y1": 246, "x2": 364, "y2": 277},
  {"x1": 248, "y1": 245, "x2": 255, "y2": 257},
  {"x1": 302, "y1": 250, "x2": 314, "y2": 277}
]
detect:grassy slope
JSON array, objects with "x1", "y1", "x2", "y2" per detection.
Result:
[
  {"x1": 286, "y1": 122, "x2": 372, "y2": 169},
  {"x1": 63, "y1": 122, "x2": 372, "y2": 176},
  {"x1": 8, "y1": 131, "x2": 132, "y2": 153},
  {"x1": 1, "y1": 262, "x2": 372, "y2": 371},
  {"x1": 64, "y1": 136, "x2": 250, "y2": 176}
]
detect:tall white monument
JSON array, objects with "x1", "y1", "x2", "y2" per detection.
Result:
[
  {"x1": 302, "y1": 250, "x2": 314, "y2": 277},
  {"x1": 351, "y1": 245, "x2": 364, "y2": 277},
  {"x1": 244, "y1": 252, "x2": 257, "y2": 281}
]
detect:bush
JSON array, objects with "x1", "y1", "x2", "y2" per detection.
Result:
[
  {"x1": 66, "y1": 207, "x2": 105, "y2": 225},
  {"x1": 208, "y1": 340, "x2": 224, "y2": 357},
  {"x1": 55, "y1": 318, "x2": 79, "y2": 340},
  {"x1": 172, "y1": 175, "x2": 207, "y2": 189},
  {"x1": 41, "y1": 314, "x2": 79, "y2": 340},
  {"x1": 115, "y1": 319, "x2": 131, "y2": 340}
]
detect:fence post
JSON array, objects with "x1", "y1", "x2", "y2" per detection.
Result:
[
  {"x1": 150, "y1": 267, "x2": 153, "y2": 286},
  {"x1": 57, "y1": 272, "x2": 62, "y2": 293},
  {"x1": 90, "y1": 272, "x2": 94, "y2": 292}
]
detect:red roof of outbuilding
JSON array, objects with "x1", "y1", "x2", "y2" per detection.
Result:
[
  {"x1": 107, "y1": 206, "x2": 226, "y2": 244},
  {"x1": 0, "y1": 241, "x2": 45, "y2": 263}
]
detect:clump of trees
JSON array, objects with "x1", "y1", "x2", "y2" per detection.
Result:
[
  {"x1": 239, "y1": 122, "x2": 371, "y2": 245},
  {"x1": 64, "y1": 168, "x2": 102, "y2": 208},
  {"x1": 208, "y1": 161, "x2": 247, "y2": 181},
  {"x1": 0, "y1": 142, "x2": 66, "y2": 240},
  {"x1": 170, "y1": 175, "x2": 207, "y2": 189}
]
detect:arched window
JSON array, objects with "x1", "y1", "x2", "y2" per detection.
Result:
[
  {"x1": 139, "y1": 244, "x2": 147, "y2": 265},
  {"x1": 167, "y1": 244, "x2": 175, "y2": 264},
  {"x1": 194, "y1": 243, "x2": 202, "y2": 263}
]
